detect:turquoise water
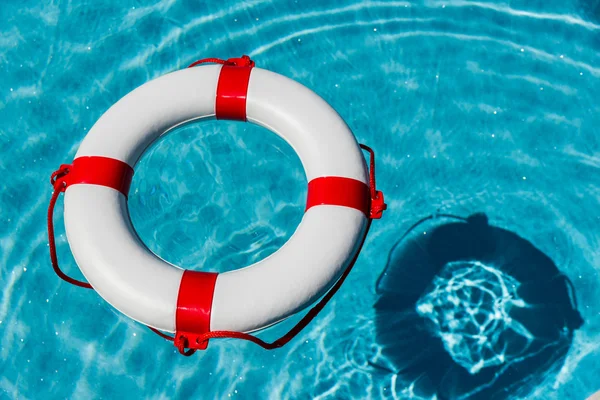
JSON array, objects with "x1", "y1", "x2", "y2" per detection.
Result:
[{"x1": 1, "y1": 0, "x2": 599, "y2": 399}]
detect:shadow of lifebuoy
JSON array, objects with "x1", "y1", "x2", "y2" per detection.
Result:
[{"x1": 373, "y1": 213, "x2": 583, "y2": 400}]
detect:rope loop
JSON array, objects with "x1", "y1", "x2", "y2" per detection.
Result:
[
  {"x1": 50, "y1": 164, "x2": 72, "y2": 191},
  {"x1": 360, "y1": 144, "x2": 387, "y2": 219},
  {"x1": 47, "y1": 165, "x2": 93, "y2": 289},
  {"x1": 188, "y1": 55, "x2": 255, "y2": 69},
  {"x1": 174, "y1": 334, "x2": 197, "y2": 356}
]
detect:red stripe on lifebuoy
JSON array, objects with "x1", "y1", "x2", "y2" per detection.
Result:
[
  {"x1": 66, "y1": 156, "x2": 134, "y2": 197},
  {"x1": 175, "y1": 271, "x2": 218, "y2": 350},
  {"x1": 215, "y1": 65, "x2": 253, "y2": 121},
  {"x1": 306, "y1": 177, "x2": 370, "y2": 217}
]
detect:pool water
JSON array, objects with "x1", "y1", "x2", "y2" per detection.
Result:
[{"x1": 1, "y1": 0, "x2": 599, "y2": 399}]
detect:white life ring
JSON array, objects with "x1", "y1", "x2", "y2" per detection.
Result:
[{"x1": 53, "y1": 56, "x2": 385, "y2": 350}]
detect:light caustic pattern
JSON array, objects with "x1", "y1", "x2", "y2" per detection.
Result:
[{"x1": 417, "y1": 261, "x2": 533, "y2": 374}]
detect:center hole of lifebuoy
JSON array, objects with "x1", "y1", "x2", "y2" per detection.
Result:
[{"x1": 128, "y1": 120, "x2": 305, "y2": 272}]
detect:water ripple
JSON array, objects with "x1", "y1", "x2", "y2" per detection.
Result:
[
  {"x1": 438, "y1": 0, "x2": 600, "y2": 30},
  {"x1": 379, "y1": 31, "x2": 600, "y2": 76},
  {"x1": 119, "y1": 0, "x2": 271, "y2": 70}
]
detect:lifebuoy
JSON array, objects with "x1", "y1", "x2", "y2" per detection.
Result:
[{"x1": 49, "y1": 56, "x2": 386, "y2": 352}]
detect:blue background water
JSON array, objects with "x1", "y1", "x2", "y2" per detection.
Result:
[{"x1": 1, "y1": 0, "x2": 599, "y2": 398}]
